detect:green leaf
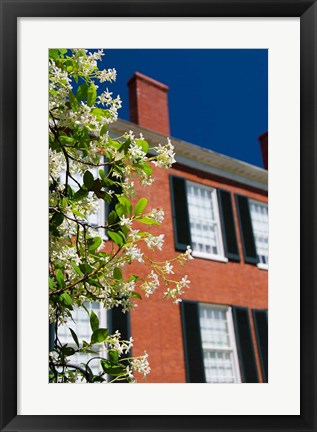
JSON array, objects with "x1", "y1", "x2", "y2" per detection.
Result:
[
  {"x1": 83, "y1": 170, "x2": 95, "y2": 189},
  {"x1": 137, "y1": 217, "x2": 160, "y2": 225},
  {"x1": 108, "y1": 231, "x2": 123, "y2": 246},
  {"x1": 142, "y1": 162, "x2": 153, "y2": 177},
  {"x1": 63, "y1": 346, "x2": 76, "y2": 356},
  {"x1": 93, "y1": 376, "x2": 106, "y2": 383},
  {"x1": 59, "y1": 292, "x2": 72, "y2": 307},
  {"x1": 136, "y1": 139, "x2": 149, "y2": 154},
  {"x1": 90, "y1": 328, "x2": 108, "y2": 345},
  {"x1": 69, "y1": 90, "x2": 79, "y2": 111},
  {"x1": 49, "y1": 277, "x2": 54, "y2": 290},
  {"x1": 113, "y1": 267, "x2": 123, "y2": 281},
  {"x1": 69, "y1": 328, "x2": 79, "y2": 348},
  {"x1": 59, "y1": 135, "x2": 75, "y2": 145},
  {"x1": 87, "y1": 236, "x2": 102, "y2": 251},
  {"x1": 100, "y1": 124, "x2": 108, "y2": 135},
  {"x1": 87, "y1": 83, "x2": 97, "y2": 107},
  {"x1": 99, "y1": 168, "x2": 105, "y2": 179},
  {"x1": 100, "y1": 359, "x2": 125, "y2": 376},
  {"x1": 108, "y1": 350, "x2": 119, "y2": 363},
  {"x1": 115, "y1": 203, "x2": 126, "y2": 218},
  {"x1": 90, "y1": 310, "x2": 99, "y2": 333},
  {"x1": 131, "y1": 291, "x2": 142, "y2": 300},
  {"x1": 76, "y1": 83, "x2": 88, "y2": 101},
  {"x1": 61, "y1": 197, "x2": 68, "y2": 209},
  {"x1": 73, "y1": 188, "x2": 88, "y2": 201},
  {"x1": 56, "y1": 269, "x2": 66, "y2": 288},
  {"x1": 107, "y1": 210, "x2": 118, "y2": 225},
  {"x1": 71, "y1": 208, "x2": 86, "y2": 219},
  {"x1": 117, "y1": 196, "x2": 132, "y2": 216},
  {"x1": 87, "y1": 278, "x2": 103, "y2": 288},
  {"x1": 71, "y1": 261, "x2": 83, "y2": 276},
  {"x1": 49, "y1": 49, "x2": 59, "y2": 60},
  {"x1": 79, "y1": 262, "x2": 93, "y2": 274},
  {"x1": 51, "y1": 212, "x2": 64, "y2": 227},
  {"x1": 134, "y1": 197, "x2": 148, "y2": 216}
]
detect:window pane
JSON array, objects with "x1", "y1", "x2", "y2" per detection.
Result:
[
  {"x1": 199, "y1": 304, "x2": 240, "y2": 383},
  {"x1": 187, "y1": 182, "x2": 223, "y2": 257},
  {"x1": 249, "y1": 201, "x2": 268, "y2": 265}
]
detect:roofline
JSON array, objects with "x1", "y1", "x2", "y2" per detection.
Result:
[{"x1": 109, "y1": 119, "x2": 268, "y2": 192}]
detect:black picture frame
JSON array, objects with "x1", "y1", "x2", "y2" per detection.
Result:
[{"x1": 0, "y1": 1, "x2": 316, "y2": 431}]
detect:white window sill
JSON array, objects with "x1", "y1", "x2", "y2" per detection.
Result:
[
  {"x1": 257, "y1": 263, "x2": 268, "y2": 271},
  {"x1": 192, "y1": 252, "x2": 228, "y2": 263}
]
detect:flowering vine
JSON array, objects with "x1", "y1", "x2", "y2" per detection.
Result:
[{"x1": 49, "y1": 49, "x2": 193, "y2": 383}]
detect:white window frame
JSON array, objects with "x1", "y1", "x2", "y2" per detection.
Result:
[
  {"x1": 186, "y1": 181, "x2": 228, "y2": 262},
  {"x1": 249, "y1": 199, "x2": 268, "y2": 271},
  {"x1": 199, "y1": 303, "x2": 241, "y2": 383}
]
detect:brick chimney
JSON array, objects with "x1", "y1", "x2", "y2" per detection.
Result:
[
  {"x1": 258, "y1": 131, "x2": 268, "y2": 170},
  {"x1": 127, "y1": 72, "x2": 170, "y2": 136}
]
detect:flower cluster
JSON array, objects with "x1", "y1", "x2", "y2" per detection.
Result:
[{"x1": 48, "y1": 49, "x2": 193, "y2": 384}]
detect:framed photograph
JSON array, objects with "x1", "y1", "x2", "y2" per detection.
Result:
[{"x1": 1, "y1": 1, "x2": 316, "y2": 431}]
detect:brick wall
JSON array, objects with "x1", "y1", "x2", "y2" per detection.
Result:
[{"x1": 128, "y1": 164, "x2": 268, "y2": 383}]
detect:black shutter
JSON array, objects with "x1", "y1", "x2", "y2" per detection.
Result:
[
  {"x1": 232, "y1": 306, "x2": 259, "y2": 383},
  {"x1": 180, "y1": 301, "x2": 206, "y2": 383},
  {"x1": 253, "y1": 309, "x2": 268, "y2": 383},
  {"x1": 235, "y1": 194, "x2": 259, "y2": 264},
  {"x1": 169, "y1": 175, "x2": 191, "y2": 252},
  {"x1": 217, "y1": 189, "x2": 240, "y2": 262},
  {"x1": 108, "y1": 307, "x2": 131, "y2": 383},
  {"x1": 108, "y1": 307, "x2": 131, "y2": 347},
  {"x1": 49, "y1": 322, "x2": 55, "y2": 352}
]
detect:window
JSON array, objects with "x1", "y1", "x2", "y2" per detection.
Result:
[
  {"x1": 235, "y1": 194, "x2": 268, "y2": 268},
  {"x1": 187, "y1": 182, "x2": 225, "y2": 260},
  {"x1": 181, "y1": 301, "x2": 260, "y2": 383},
  {"x1": 58, "y1": 302, "x2": 108, "y2": 379},
  {"x1": 199, "y1": 304, "x2": 241, "y2": 383},
  {"x1": 170, "y1": 176, "x2": 240, "y2": 262},
  {"x1": 249, "y1": 200, "x2": 268, "y2": 268}
]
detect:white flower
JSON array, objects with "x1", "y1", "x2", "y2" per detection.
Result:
[
  {"x1": 145, "y1": 234, "x2": 164, "y2": 250},
  {"x1": 126, "y1": 366, "x2": 134, "y2": 381},
  {"x1": 131, "y1": 351, "x2": 151, "y2": 377},
  {"x1": 152, "y1": 138, "x2": 176, "y2": 169},
  {"x1": 122, "y1": 181, "x2": 135, "y2": 199},
  {"x1": 120, "y1": 215, "x2": 133, "y2": 228},
  {"x1": 143, "y1": 271, "x2": 160, "y2": 297},
  {"x1": 179, "y1": 275, "x2": 190, "y2": 289},
  {"x1": 149, "y1": 208, "x2": 164, "y2": 223},
  {"x1": 163, "y1": 262, "x2": 174, "y2": 274},
  {"x1": 185, "y1": 245, "x2": 194, "y2": 260},
  {"x1": 128, "y1": 142, "x2": 147, "y2": 164},
  {"x1": 125, "y1": 245, "x2": 144, "y2": 263},
  {"x1": 129, "y1": 229, "x2": 141, "y2": 241},
  {"x1": 98, "y1": 68, "x2": 117, "y2": 83}
]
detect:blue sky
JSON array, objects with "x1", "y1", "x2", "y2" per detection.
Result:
[{"x1": 101, "y1": 49, "x2": 268, "y2": 168}]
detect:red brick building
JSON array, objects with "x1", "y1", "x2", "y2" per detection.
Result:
[{"x1": 108, "y1": 72, "x2": 268, "y2": 384}]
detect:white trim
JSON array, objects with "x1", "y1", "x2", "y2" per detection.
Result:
[
  {"x1": 257, "y1": 263, "x2": 269, "y2": 271},
  {"x1": 192, "y1": 251, "x2": 228, "y2": 263}
]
